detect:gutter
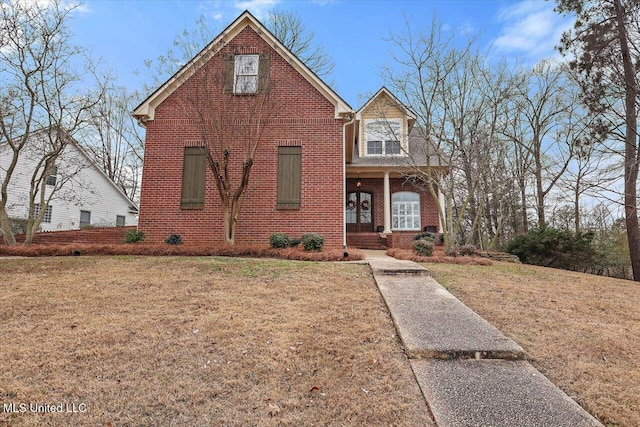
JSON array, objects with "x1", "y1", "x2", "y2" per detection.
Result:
[{"x1": 342, "y1": 112, "x2": 356, "y2": 249}]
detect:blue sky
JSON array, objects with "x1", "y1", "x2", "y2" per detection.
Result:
[{"x1": 70, "y1": 0, "x2": 573, "y2": 107}]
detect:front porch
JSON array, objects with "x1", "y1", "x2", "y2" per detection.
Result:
[{"x1": 344, "y1": 170, "x2": 441, "y2": 250}]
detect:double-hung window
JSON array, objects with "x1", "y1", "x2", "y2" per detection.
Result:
[
  {"x1": 234, "y1": 54, "x2": 259, "y2": 94},
  {"x1": 223, "y1": 53, "x2": 270, "y2": 94},
  {"x1": 364, "y1": 118, "x2": 402, "y2": 156},
  {"x1": 46, "y1": 166, "x2": 58, "y2": 186}
]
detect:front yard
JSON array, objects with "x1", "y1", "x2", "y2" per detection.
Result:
[
  {"x1": 0, "y1": 256, "x2": 432, "y2": 426},
  {"x1": 429, "y1": 262, "x2": 640, "y2": 427}
]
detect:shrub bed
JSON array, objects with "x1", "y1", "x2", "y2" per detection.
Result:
[
  {"x1": 165, "y1": 234, "x2": 183, "y2": 245},
  {"x1": 412, "y1": 239, "x2": 434, "y2": 256},
  {"x1": 269, "y1": 233, "x2": 291, "y2": 249},
  {"x1": 301, "y1": 233, "x2": 325, "y2": 252},
  {"x1": 125, "y1": 229, "x2": 145, "y2": 243},
  {"x1": 387, "y1": 248, "x2": 493, "y2": 266},
  {"x1": 0, "y1": 243, "x2": 364, "y2": 262}
]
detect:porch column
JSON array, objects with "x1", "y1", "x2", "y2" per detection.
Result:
[
  {"x1": 383, "y1": 171, "x2": 392, "y2": 233},
  {"x1": 438, "y1": 187, "x2": 445, "y2": 233}
]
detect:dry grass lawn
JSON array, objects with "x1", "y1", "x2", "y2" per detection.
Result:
[
  {"x1": 428, "y1": 262, "x2": 640, "y2": 427},
  {"x1": 0, "y1": 256, "x2": 432, "y2": 426}
]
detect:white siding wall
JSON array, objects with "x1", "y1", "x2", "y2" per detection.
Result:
[{"x1": 0, "y1": 140, "x2": 137, "y2": 232}]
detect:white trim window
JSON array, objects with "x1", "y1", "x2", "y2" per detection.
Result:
[
  {"x1": 80, "y1": 210, "x2": 91, "y2": 228},
  {"x1": 33, "y1": 203, "x2": 53, "y2": 223},
  {"x1": 46, "y1": 165, "x2": 58, "y2": 186},
  {"x1": 392, "y1": 191, "x2": 421, "y2": 231},
  {"x1": 364, "y1": 118, "x2": 402, "y2": 156},
  {"x1": 234, "y1": 54, "x2": 259, "y2": 94}
]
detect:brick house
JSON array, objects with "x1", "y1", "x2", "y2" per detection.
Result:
[{"x1": 133, "y1": 11, "x2": 446, "y2": 249}]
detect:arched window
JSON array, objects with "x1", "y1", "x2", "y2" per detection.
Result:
[{"x1": 392, "y1": 192, "x2": 421, "y2": 230}]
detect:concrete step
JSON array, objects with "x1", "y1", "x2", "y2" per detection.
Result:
[
  {"x1": 374, "y1": 273, "x2": 525, "y2": 359},
  {"x1": 412, "y1": 359, "x2": 603, "y2": 427},
  {"x1": 370, "y1": 260, "x2": 430, "y2": 276}
]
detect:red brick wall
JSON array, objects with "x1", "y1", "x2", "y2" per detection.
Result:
[
  {"x1": 138, "y1": 26, "x2": 345, "y2": 248},
  {"x1": 7, "y1": 226, "x2": 136, "y2": 245}
]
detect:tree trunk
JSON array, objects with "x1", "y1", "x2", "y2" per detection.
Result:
[
  {"x1": 574, "y1": 178, "x2": 581, "y2": 234},
  {"x1": 221, "y1": 198, "x2": 233, "y2": 244},
  {"x1": 0, "y1": 207, "x2": 16, "y2": 245},
  {"x1": 23, "y1": 219, "x2": 36, "y2": 245},
  {"x1": 614, "y1": 0, "x2": 640, "y2": 281},
  {"x1": 519, "y1": 177, "x2": 528, "y2": 233},
  {"x1": 533, "y1": 134, "x2": 546, "y2": 228},
  {"x1": 1, "y1": 150, "x2": 20, "y2": 245}
]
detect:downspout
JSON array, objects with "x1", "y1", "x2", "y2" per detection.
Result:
[{"x1": 342, "y1": 112, "x2": 355, "y2": 249}]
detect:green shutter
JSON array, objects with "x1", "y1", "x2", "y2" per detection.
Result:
[
  {"x1": 222, "y1": 54, "x2": 234, "y2": 94},
  {"x1": 181, "y1": 147, "x2": 206, "y2": 210},
  {"x1": 277, "y1": 146, "x2": 301, "y2": 210},
  {"x1": 258, "y1": 53, "x2": 270, "y2": 92}
]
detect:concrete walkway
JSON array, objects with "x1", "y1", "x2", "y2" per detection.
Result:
[{"x1": 362, "y1": 250, "x2": 603, "y2": 427}]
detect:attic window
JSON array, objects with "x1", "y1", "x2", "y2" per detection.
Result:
[
  {"x1": 234, "y1": 54, "x2": 259, "y2": 93},
  {"x1": 223, "y1": 53, "x2": 270, "y2": 94}
]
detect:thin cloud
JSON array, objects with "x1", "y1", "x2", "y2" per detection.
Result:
[
  {"x1": 198, "y1": 1, "x2": 227, "y2": 21},
  {"x1": 233, "y1": 0, "x2": 281, "y2": 20},
  {"x1": 493, "y1": 0, "x2": 573, "y2": 61}
]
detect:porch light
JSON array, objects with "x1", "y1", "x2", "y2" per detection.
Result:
[{"x1": 356, "y1": 179, "x2": 362, "y2": 188}]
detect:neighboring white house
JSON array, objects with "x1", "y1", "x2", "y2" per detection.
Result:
[{"x1": 0, "y1": 129, "x2": 138, "y2": 233}]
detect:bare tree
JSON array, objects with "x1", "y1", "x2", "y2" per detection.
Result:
[
  {"x1": 381, "y1": 16, "x2": 521, "y2": 250},
  {"x1": 560, "y1": 137, "x2": 617, "y2": 233},
  {"x1": 177, "y1": 47, "x2": 283, "y2": 244},
  {"x1": 267, "y1": 10, "x2": 334, "y2": 77},
  {"x1": 137, "y1": 15, "x2": 216, "y2": 96},
  {"x1": 501, "y1": 89, "x2": 535, "y2": 234},
  {"x1": 379, "y1": 17, "x2": 471, "y2": 249},
  {"x1": 0, "y1": 0, "x2": 107, "y2": 245},
  {"x1": 18, "y1": 128, "x2": 93, "y2": 244},
  {"x1": 504, "y1": 61, "x2": 584, "y2": 228},
  {"x1": 556, "y1": 0, "x2": 640, "y2": 280},
  {"x1": 82, "y1": 86, "x2": 144, "y2": 201}
]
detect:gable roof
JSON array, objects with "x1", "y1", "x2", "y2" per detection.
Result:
[
  {"x1": 133, "y1": 10, "x2": 353, "y2": 123},
  {"x1": 356, "y1": 86, "x2": 417, "y2": 125},
  {"x1": 1, "y1": 127, "x2": 139, "y2": 212},
  {"x1": 67, "y1": 134, "x2": 140, "y2": 213}
]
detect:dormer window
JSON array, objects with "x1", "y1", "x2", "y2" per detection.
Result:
[
  {"x1": 364, "y1": 118, "x2": 403, "y2": 156},
  {"x1": 234, "y1": 54, "x2": 259, "y2": 94}
]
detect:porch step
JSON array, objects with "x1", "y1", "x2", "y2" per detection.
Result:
[{"x1": 347, "y1": 233, "x2": 387, "y2": 250}]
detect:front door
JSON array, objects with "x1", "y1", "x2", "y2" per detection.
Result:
[{"x1": 346, "y1": 191, "x2": 373, "y2": 232}]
